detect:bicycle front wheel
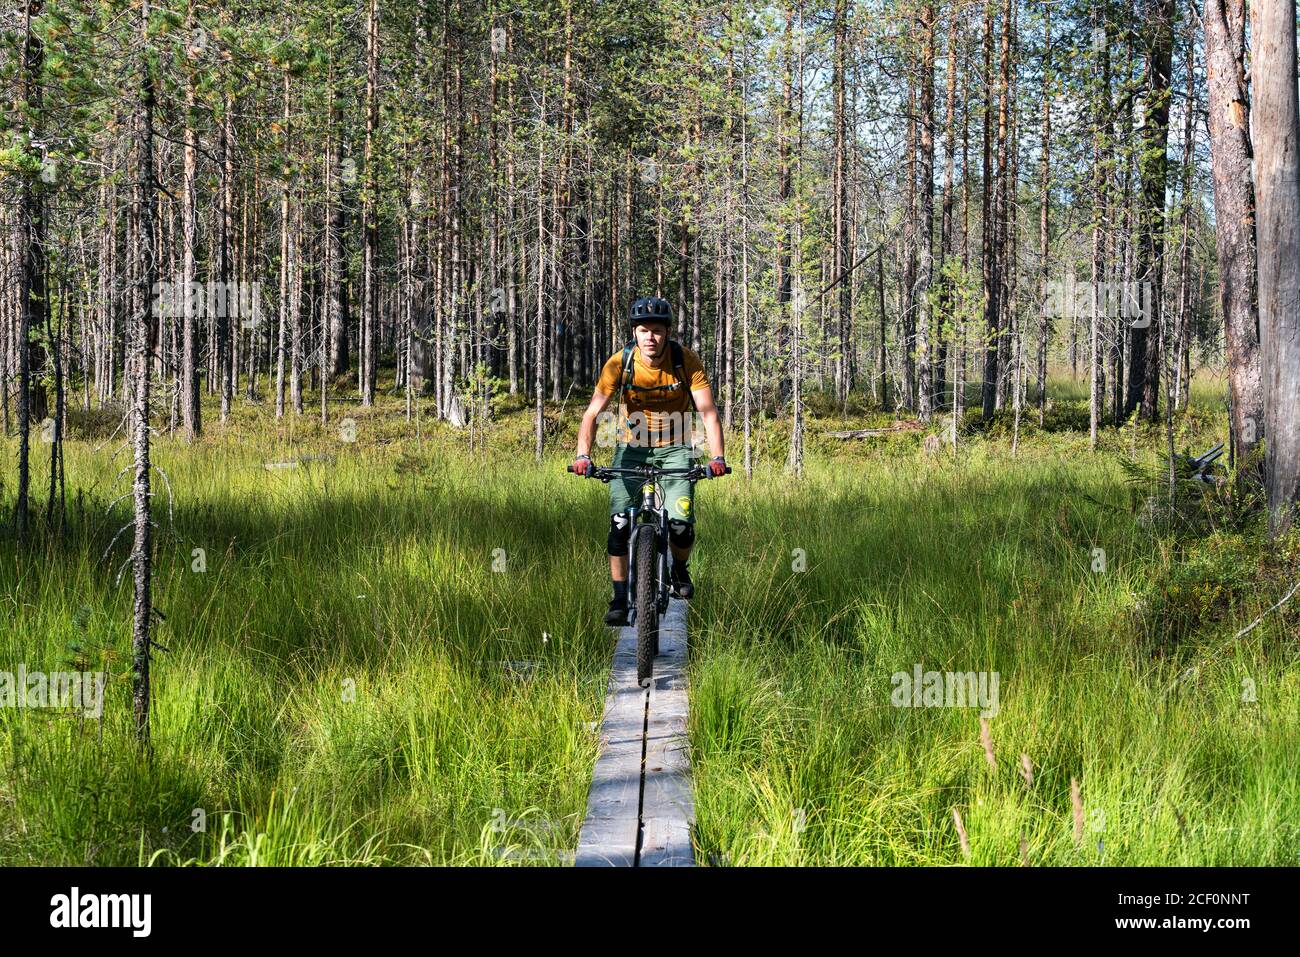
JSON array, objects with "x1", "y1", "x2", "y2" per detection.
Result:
[{"x1": 634, "y1": 529, "x2": 659, "y2": 686}]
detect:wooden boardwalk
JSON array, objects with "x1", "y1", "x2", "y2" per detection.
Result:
[{"x1": 575, "y1": 598, "x2": 694, "y2": 867}]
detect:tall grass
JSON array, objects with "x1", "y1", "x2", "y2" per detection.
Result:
[
  {"x1": 1, "y1": 376, "x2": 1295, "y2": 865},
  {"x1": 2, "y1": 401, "x2": 611, "y2": 865},
  {"x1": 686, "y1": 385, "x2": 1299, "y2": 866}
]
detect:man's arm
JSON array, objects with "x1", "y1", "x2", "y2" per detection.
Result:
[
  {"x1": 691, "y1": 384, "x2": 725, "y2": 460},
  {"x1": 577, "y1": 386, "x2": 613, "y2": 458}
]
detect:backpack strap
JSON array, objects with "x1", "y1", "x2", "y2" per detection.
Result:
[
  {"x1": 670, "y1": 340, "x2": 697, "y2": 412},
  {"x1": 616, "y1": 342, "x2": 636, "y2": 408}
]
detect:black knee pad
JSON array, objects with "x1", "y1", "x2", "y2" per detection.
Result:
[
  {"x1": 607, "y1": 514, "x2": 632, "y2": 556},
  {"x1": 668, "y1": 519, "x2": 695, "y2": 550}
]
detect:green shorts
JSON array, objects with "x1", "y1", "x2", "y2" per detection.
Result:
[{"x1": 609, "y1": 444, "x2": 695, "y2": 524}]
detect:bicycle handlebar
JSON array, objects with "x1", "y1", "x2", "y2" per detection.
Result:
[{"x1": 566, "y1": 462, "x2": 731, "y2": 481}]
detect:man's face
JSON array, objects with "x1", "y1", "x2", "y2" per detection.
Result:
[{"x1": 634, "y1": 322, "x2": 669, "y2": 361}]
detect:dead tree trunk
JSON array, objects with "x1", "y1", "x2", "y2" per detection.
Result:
[
  {"x1": 1204, "y1": 0, "x2": 1263, "y2": 469},
  {"x1": 1253, "y1": 0, "x2": 1300, "y2": 534}
]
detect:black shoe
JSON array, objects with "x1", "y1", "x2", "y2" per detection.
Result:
[
  {"x1": 604, "y1": 598, "x2": 630, "y2": 627},
  {"x1": 670, "y1": 562, "x2": 694, "y2": 600}
]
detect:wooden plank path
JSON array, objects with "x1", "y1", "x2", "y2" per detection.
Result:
[{"x1": 575, "y1": 598, "x2": 694, "y2": 867}]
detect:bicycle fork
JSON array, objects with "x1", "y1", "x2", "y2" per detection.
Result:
[{"x1": 625, "y1": 513, "x2": 670, "y2": 626}]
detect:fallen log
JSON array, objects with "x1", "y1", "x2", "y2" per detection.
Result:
[{"x1": 823, "y1": 424, "x2": 917, "y2": 439}]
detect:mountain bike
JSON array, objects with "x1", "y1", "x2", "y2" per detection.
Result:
[{"x1": 568, "y1": 461, "x2": 730, "y2": 684}]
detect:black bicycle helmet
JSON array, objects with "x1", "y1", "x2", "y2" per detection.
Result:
[{"x1": 629, "y1": 295, "x2": 673, "y2": 328}]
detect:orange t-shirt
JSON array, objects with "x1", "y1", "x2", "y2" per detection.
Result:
[{"x1": 595, "y1": 343, "x2": 709, "y2": 447}]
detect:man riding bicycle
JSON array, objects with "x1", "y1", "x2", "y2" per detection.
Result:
[{"x1": 572, "y1": 295, "x2": 727, "y2": 626}]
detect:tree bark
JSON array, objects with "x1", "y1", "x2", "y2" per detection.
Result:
[
  {"x1": 916, "y1": 0, "x2": 936, "y2": 422},
  {"x1": 15, "y1": 0, "x2": 49, "y2": 539},
  {"x1": 1252, "y1": 0, "x2": 1300, "y2": 534},
  {"x1": 276, "y1": 70, "x2": 292, "y2": 419},
  {"x1": 361, "y1": 0, "x2": 380, "y2": 406},
  {"x1": 132, "y1": 0, "x2": 157, "y2": 747},
  {"x1": 1036, "y1": 0, "x2": 1051, "y2": 425},
  {"x1": 979, "y1": 0, "x2": 998, "y2": 419},
  {"x1": 181, "y1": 5, "x2": 201, "y2": 438},
  {"x1": 1204, "y1": 0, "x2": 1263, "y2": 467},
  {"x1": 1128, "y1": 0, "x2": 1174, "y2": 421}
]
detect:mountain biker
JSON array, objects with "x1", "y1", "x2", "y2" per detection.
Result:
[{"x1": 572, "y1": 296, "x2": 727, "y2": 626}]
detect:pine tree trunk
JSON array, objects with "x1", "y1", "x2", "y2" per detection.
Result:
[
  {"x1": 1129, "y1": 0, "x2": 1174, "y2": 421},
  {"x1": 1173, "y1": 12, "x2": 1196, "y2": 415},
  {"x1": 916, "y1": 0, "x2": 936, "y2": 422},
  {"x1": 1036, "y1": 1, "x2": 1051, "y2": 425},
  {"x1": 992, "y1": 0, "x2": 1011, "y2": 411},
  {"x1": 132, "y1": 0, "x2": 157, "y2": 747},
  {"x1": 361, "y1": 0, "x2": 380, "y2": 406},
  {"x1": 534, "y1": 68, "x2": 548, "y2": 461},
  {"x1": 15, "y1": 0, "x2": 48, "y2": 539},
  {"x1": 220, "y1": 93, "x2": 235, "y2": 422},
  {"x1": 979, "y1": 0, "x2": 997, "y2": 419},
  {"x1": 276, "y1": 71, "x2": 292, "y2": 419},
  {"x1": 181, "y1": 10, "x2": 201, "y2": 438},
  {"x1": 833, "y1": 0, "x2": 851, "y2": 405},
  {"x1": 1090, "y1": 21, "x2": 1108, "y2": 449}
]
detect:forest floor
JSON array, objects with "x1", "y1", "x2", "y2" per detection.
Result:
[{"x1": 1, "y1": 370, "x2": 1297, "y2": 865}]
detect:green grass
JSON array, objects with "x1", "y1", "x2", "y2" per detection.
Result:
[
  {"x1": 687, "y1": 436, "x2": 1300, "y2": 865},
  {"x1": 1, "y1": 396, "x2": 612, "y2": 865},
  {"x1": 1, "y1": 373, "x2": 1296, "y2": 865}
]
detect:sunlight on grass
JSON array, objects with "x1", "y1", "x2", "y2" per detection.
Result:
[{"x1": 2, "y1": 373, "x2": 1296, "y2": 865}]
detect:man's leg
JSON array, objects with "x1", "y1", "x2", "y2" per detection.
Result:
[
  {"x1": 605, "y1": 444, "x2": 637, "y2": 625},
  {"x1": 609, "y1": 551, "x2": 628, "y2": 583},
  {"x1": 667, "y1": 520, "x2": 695, "y2": 598},
  {"x1": 605, "y1": 514, "x2": 632, "y2": 625},
  {"x1": 608, "y1": 514, "x2": 631, "y2": 586},
  {"x1": 660, "y1": 445, "x2": 696, "y2": 599}
]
